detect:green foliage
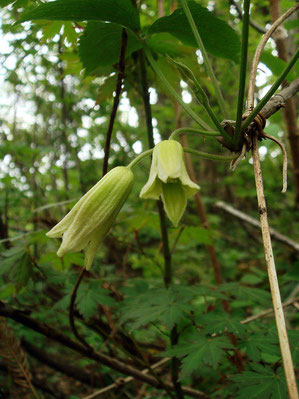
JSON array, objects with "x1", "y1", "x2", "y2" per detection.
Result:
[
  {"x1": 0, "y1": 1, "x2": 298, "y2": 397},
  {"x1": 148, "y1": 1, "x2": 240, "y2": 62},
  {"x1": 230, "y1": 364, "x2": 288, "y2": 399},
  {"x1": 0, "y1": 246, "x2": 34, "y2": 291},
  {"x1": 16, "y1": 0, "x2": 140, "y2": 31},
  {"x1": 121, "y1": 284, "x2": 194, "y2": 329},
  {"x1": 164, "y1": 334, "x2": 234, "y2": 374},
  {"x1": 79, "y1": 22, "x2": 142, "y2": 74}
]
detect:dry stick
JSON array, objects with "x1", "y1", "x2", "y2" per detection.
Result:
[
  {"x1": 241, "y1": 297, "x2": 299, "y2": 325},
  {"x1": 260, "y1": 78, "x2": 299, "y2": 119},
  {"x1": 247, "y1": 4, "x2": 299, "y2": 110},
  {"x1": 251, "y1": 134, "x2": 298, "y2": 399},
  {"x1": 102, "y1": 28, "x2": 128, "y2": 176},
  {"x1": 82, "y1": 358, "x2": 170, "y2": 399},
  {"x1": 246, "y1": 8, "x2": 299, "y2": 395},
  {"x1": 215, "y1": 201, "x2": 299, "y2": 252}
]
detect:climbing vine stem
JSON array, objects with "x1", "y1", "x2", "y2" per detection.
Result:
[
  {"x1": 234, "y1": 0, "x2": 250, "y2": 139},
  {"x1": 179, "y1": 0, "x2": 228, "y2": 119},
  {"x1": 144, "y1": 46, "x2": 213, "y2": 131}
]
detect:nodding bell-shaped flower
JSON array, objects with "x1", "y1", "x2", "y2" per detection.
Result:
[
  {"x1": 140, "y1": 140, "x2": 199, "y2": 227},
  {"x1": 46, "y1": 166, "x2": 134, "y2": 270}
]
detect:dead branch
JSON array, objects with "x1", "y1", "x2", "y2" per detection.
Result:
[
  {"x1": 215, "y1": 201, "x2": 299, "y2": 252},
  {"x1": 0, "y1": 302, "x2": 208, "y2": 399}
]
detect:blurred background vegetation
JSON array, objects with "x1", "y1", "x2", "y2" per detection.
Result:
[{"x1": 0, "y1": 0, "x2": 298, "y2": 398}]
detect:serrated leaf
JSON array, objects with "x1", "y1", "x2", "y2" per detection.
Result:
[
  {"x1": 219, "y1": 282, "x2": 271, "y2": 306},
  {"x1": 196, "y1": 313, "x2": 247, "y2": 335},
  {"x1": 121, "y1": 284, "x2": 193, "y2": 329},
  {"x1": 79, "y1": 21, "x2": 142, "y2": 75},
  {"x1": 240, "y1": 332, "x2": 280, "y2": 362},
  {"x1": 164, "y1": 335, "x2": 234, "y2": 374},
  {"x1": 0, "y1": 246, "x2": 33, "y2": 291},
  {"x1": 16, "y1": 0, "x2": 140, "y2": 31},
  {"x1": 231, "y1": 365, "x2": 288, "y2": 399},
  {"x1": 148, "y1": 1, "x2": 240, "y2": 63},
  {"x1": 76, "y1": 283, "x2": 115, "y2": 320}
]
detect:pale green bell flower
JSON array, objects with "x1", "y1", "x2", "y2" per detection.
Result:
[
  {"x1": 46, "y1": 166, "x2": 134, "y2": 270},
  {"x1": 140, "y1": 140, "x2": 199, "y2": 227}
]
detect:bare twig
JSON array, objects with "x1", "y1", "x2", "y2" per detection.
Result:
[
  {"x1": 260, "y1": 78, "x2": 299, "y2": 118},
  {"x1": 241, "y1": 296, "x2": 299, "y2": 324},
  {"x1": 247, "y1": 4, "x2": 299, "y2": 109},
  {"x1": 82, "y1": 358, "x2": 170, "y2": 399},
  {"x1": 215, "y1": 201, "x2": 299, "y2": 252},
  {"x1": 251, "y1": 133, "x2": 298, "y2": 399}
]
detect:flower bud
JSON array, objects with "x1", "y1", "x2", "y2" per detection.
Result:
[
  {"x1": 46, "y1": 166, "x2": 134, "y2": 270},
  {"x1": 140, "y1": 140, "x2": 199, "y2": 227}
]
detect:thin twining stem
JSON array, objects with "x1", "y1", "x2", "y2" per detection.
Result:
[
  {"x1": 263, "y1": 132, "x2": 287, "y2": 193},
  {"x1": 144, "y1": 46, "x2": 213, "y2": 131},
  {"x1": 251, "y1": 133, "x2": 298, "y2": 399},
  {"x1": 179, "y1": 0, "x2": 228, "y2": 118},
  {"x1": 183, "y1": 147, "x2": 238, "y2": 161},
  {"x1": 127, "y1": 148, "x2": 153, "y2": 169},
  {"x1": 247, "y1": 4, "x2": 299, "y2": 110},
  {"x1": 169, "y1": 127, "x2": 219, "y2": 140}
]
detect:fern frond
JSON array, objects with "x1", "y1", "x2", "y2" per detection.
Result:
[{"x1": 0, "y1": 317, "x2": 39, "y2": 399}]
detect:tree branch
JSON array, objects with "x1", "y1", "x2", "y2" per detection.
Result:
[
  {"x1": 22, "y1": 339, "x2": 104, "y2": 388},
  {"x1": 261, "y1": 78, "x2": 299, "y2": 119},
  {"x1": 215, "y1": 200, "x2": 299, "y2": 252}
]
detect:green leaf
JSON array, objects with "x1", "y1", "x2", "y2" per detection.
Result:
[
  {"x1": 231, "y1": 365, "x2": 288, "y2": 399},
  {"x1": 16, "y1": 0, "x2": 140, "y2": 31},
  {"x1": 79, "y1": 22, "x2": 142, "y2": 75},
  {"x1": 240, "y1": 332, "x2": 280, "y2": 362},
  {"x1": 76, "y1": 282, "x2": 115, "y2": 320},
  {"x1": 148, "y1": 1, "x2": 240, "y2": 63},
  {"x1": 0, "y1": 246, "x2": 34, "y2": 291},
  {"x1": 164, "y1": 334, "x2": 234, "y2": 374},
  {"x1": 179, "y1": 226, "x2": 213, "y2": 245},
  {"x1": 219, "y1": 282, "x2": 272, "y2": 306},
  {"x1": 96, "y1": 74, "x2": 117, "y2": 104},
  {"x1": 196, "y1": 313, "x2": 247, "y2": 336},
  {"x1": 284, "y1": 19, "x2": 299, "y2": 30},
  {"x1": 121, "y1": 284, "x2": 193, "y2": 329}
]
